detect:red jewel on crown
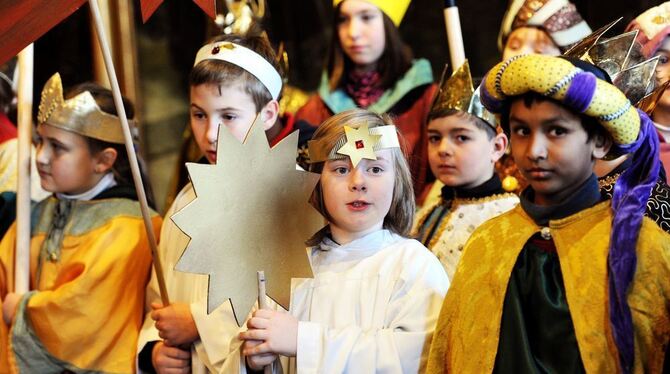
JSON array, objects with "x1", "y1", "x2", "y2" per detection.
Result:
[
  {"x1": 355, "y1": 140, "x2": 364, "y2": 149},
  {"x1": 212, "y1": 46, "x2": 220, "y2": 54}
]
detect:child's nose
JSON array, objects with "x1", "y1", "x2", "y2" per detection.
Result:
[
  {"x1": 348, "y1": 19, "x2": 361, "y2": 40},
  {"x1": 527, "y1": 134, "x2": 548, "y2": 160},
  {"x1": 349, "y1": 168, "x2": 367, "y2": 191},
  {"x1": 206, "y1": 122, "x2": 219, "y2": 145},
  {"x1": 438, "y1": 140, "x2": 453, "y2": 156},
  {"x1": 35, "y1": 144, "x2": 50, "y2": 165}
]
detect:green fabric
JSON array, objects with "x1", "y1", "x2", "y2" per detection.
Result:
[
  {"x1": 493, "y1": 236, "x2": 585, "y2": 373},
  {"x1": 318, "y1": 59, "x2": 434, "y2": 114},
  {"x1": 416, "y1": 203, "x2": 451, "y2": 246},
  {"x1": 12, "y1": 291, "x2": 106, "y2": 373}
]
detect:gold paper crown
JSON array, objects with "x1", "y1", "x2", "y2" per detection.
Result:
[
  {"x1": 430, "y1": 60, "x2": 497, "y2": 128},
  {"x1": 307, "y1": 122, "x2": 400, "y2": 167},
  {"x1": 564, "y1": 18, "x2": 660, "y2": 109},
  {"x1": 37, "y1": 73, "x2": 129, "y2": 144},
  {"x1": 333, "y1": 0, "x2": 411, "y2": 26}
]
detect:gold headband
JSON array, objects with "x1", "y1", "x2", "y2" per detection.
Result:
[
  {"x1": 308, "y1": 123, "x2": 400, "y2": 167},
  {"x1": 37, "y1": 73, "x2": 131, "y2": 144}
]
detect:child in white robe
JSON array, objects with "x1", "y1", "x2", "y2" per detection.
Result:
[{"x1": 240, "y1": 109, "x2": 449, "y2": 373}]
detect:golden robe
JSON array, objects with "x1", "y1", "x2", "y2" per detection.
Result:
[
  {"x1": 426, "y1": 201, "x2": 670, "y2": 374},
  {"x1": 0, "y1": 196, "x2": 161, "y2": 373}
]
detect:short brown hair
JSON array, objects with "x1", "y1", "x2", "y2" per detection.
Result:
[
  {"x1": 327, "y1": 4, "x2": 413, "y2": 91},
  {"x1": 307, "y1": 109, "x2": 415, "y2": 245},
  {"x1": 189, "y1": 33, "x2": 283, "y2": 111},
  {"x1": 428, "y1": 108, "x2": 497, "y2": 140}
]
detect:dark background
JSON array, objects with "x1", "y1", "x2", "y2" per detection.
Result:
[{"x1": 35, "y1": 0, "x2": 666, "y2": 96}]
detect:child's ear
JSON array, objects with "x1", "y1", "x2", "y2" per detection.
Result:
[
  {"x1": 591, "y1": 133, "x2": 612, "y2": 159},
  {"x1": 94, "y1": 147, "x2": 118, "y2": 174},
  {"x1": 490, "y1": 132, "x2": 508, "y2": 163},
  {"x1": 260, "y1": 100, "x2": 280, "y2": 131}
]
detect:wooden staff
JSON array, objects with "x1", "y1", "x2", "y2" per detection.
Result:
[
  {"x1": 257, "y1": 271, "x2": 272, "y2": 374},
  {"x1": 14, "y1": 44, "x2": 33, "y2": 294},
  {"x1": 87, "y1": 0, "x2": 169, "y2": 305},
  {"x1": 444, "y1": 0, "x2": 465, "y2": 70}
]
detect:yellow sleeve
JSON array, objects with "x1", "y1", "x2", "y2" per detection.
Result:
[{"x1": 9, "y1": 214, "x2": 161, "y2": 373}]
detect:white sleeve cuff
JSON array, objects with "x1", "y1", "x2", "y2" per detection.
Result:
[{"x1": 296, "y1": 321, "x2": 324, "y2": 373}]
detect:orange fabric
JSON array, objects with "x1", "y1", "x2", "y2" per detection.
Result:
[{"x1": 0, "y1": 198, "x2": 161, "y2": 373}]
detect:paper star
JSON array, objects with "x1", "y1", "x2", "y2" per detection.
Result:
[
  {"x1": 336, "y1": 123, "x2": 382, "y2": 167},
  {"x1": 171, "y1": 116, "x2": 323, "y2": 325}
]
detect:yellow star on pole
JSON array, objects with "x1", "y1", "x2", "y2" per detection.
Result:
[
  {"x1": 171, "y1": 115, "x2": 323, "y2": 325},
  {"x1": 336, "y1": 123, "x2": 382, "y2": 167}
]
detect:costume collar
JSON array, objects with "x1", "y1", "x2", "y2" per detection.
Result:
[
  {"x1": 318, "y1": 229, "x2": 397, "y2": 253},
  {"x1": 440, "y1": 173, "x2": 504, "y2": 201},
  {"x1": 318, "y1": 59, "x2": 433, "y2": 114},
  {"x1": 520, "y1": 174, "x2": 601, "y2": 225},
  {"x1": 56, "y1": 173, "x2": 117, "y2": 201}
]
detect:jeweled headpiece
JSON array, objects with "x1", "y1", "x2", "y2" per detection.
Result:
[
  {"x1": 564, "y1": 19, "x2": 661, "y2": 111},
  {"x1": 498, "y1": 0, "x2": 591, "y2": 52},
  {"x1": 194, "y1": 41, "x2": 282, "y2": 100},
  {"x1": 307, "y1": 123, "x2": 400, "y2": 167},
  {"x1": 430, "y1": 60, "x2": 496, "y2": 128},
  {"x1": 37, "y1": 73, "x2": 129, "y2": 144},
  {"x1": 626, "y1": 2, "x2": 670, "y2": 58}
]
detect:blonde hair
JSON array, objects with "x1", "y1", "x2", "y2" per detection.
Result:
[{"x1": 307, "y1": 109, "x2": 415, "y2": 246}]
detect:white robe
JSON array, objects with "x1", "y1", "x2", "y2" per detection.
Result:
[
  {"x1": 240, "y1": 230, "x2": 449, "y2": 374},
  {"x1": 137, "y1": 183, "x2": 244, "y2": 373}
]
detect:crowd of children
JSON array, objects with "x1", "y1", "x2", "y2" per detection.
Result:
[{"x1": 0, "y1": 0, "x2": 668, "y2": 373}]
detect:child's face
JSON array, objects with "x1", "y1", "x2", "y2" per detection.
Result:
[
  {"x1": 35, "y1": 124, "x2": 106, "y2": 194},
  {"x1": 321, "y1": 150, "x2": 395, "y2": 243},
  {"x1": 653, "y1": 36, "x2": 670, "y2": 110},
  {"x1": 502, "y1": 27, "x2": 560, "y2": 61},
  {"x1": 190, "y1": 83, "x2": 258, "y2": 164},
  {"x1": 508, "y1": 99, "x2": 607, "y2": 205},
  {"x1": 337, "y1": 0, "x2": 386, "y2": 70},
  {"x1": 427, "y1": 115, "x2": 503, "y2": 189}
]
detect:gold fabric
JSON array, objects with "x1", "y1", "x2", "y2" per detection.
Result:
[
  {"x1": 0, "y1": 197, "x2": 162, "y2": 373},
  {"x1": 426, "y1": 201, "x2": 670, "y2": 374}
]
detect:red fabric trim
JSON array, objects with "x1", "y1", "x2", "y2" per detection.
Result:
[
  {"x1": 0, "y1": 113, "x2": 17, "y2": 145},
  {"x1": 270, "y1": 113, "x2": 296, "y2": 147}
]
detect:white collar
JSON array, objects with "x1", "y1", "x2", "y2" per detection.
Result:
[{"x1": 56, "y1": 173, "x2": 117, "y2": 201}]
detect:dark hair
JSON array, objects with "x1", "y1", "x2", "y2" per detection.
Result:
[
  {"x1": 500, "y1": 91, "x2": 607, "y2": 143},
  {"x1": 0, "y1": 75, "x2": 14, "y2": 117},
  {"x1": 189, "y1": 33, "x2": 283, "y2": 112},
  {"x1": 428, "y1": 108, "x2": 497, "y2": 139},
  {"x1": 327, "y1": 4, "x2": 413, "y2": 91},
  {"x1": 65, "y1": 83, "x2": 156, "y2": 208}
]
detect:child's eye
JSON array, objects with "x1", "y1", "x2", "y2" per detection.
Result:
[
  {"x1": 656, "y1": 54, "x2": 669, "y2": 65},
  {"x1": 455, "y1": 135, "x2": 470, "y2": 143},
  {"x1": 512, "y1": 126, "x2": 530, "y2": 136},
  {"x1": 361, "y1": 13, "x2": 376, "y2": 22},
  {"x1": 368, "y1": 166, "x2": 384, "y2": 174},
  {"x1": 191, "y1": 112, "x2": 206, "y2": 120},
  {"x1": 222, "y1": 114, "x2": 237, "y2": 121},
  {"x1": 428, "y1": 135, "x2": 441, "y2": 144},
  {"x1": 548, "y1": 126, "x2": 568, "y2": 137},
  {"x1": 333, "y1": 166, "x2": 349, "y2": 175}
]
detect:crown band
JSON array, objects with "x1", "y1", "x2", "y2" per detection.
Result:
[
  {"x1": 37, "y1": 73, "x2": 130, "y2": 144},
  {"x1": 194, "y1": 42, "x2": 282, "y2": 100}
]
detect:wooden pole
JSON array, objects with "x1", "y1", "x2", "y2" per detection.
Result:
[
  {"x1": 14, "y1": 44, "x2": 33, "y2": 294},
  {"x1": 257, "y1": 271, "x2": 272, "y2": 374},
  {"x1": 444, "y1": 0, "x2": 465, "y2": 70},
  {"x1": 87, "y1": 0, "x2": 169, "y2": 305}
]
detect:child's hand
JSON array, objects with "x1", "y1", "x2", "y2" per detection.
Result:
[
  {"x1": 151, "y1": 302, "x2": 199, "y2": 347},
  {"x1": 239, "y1": 309, "x2": 298, "y2": 357},
  {"x1": 152, "y1": 341, "x2": 191, "y2": 374},
  {"x1": 243, "y1": 339, "x2": 278, "y2": 371},
  {"x1": 2, "y1": 293, "x2": 21, "y2": 325}
]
